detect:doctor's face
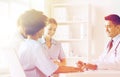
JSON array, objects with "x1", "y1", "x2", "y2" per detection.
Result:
[{"x1": 105, "y1": 20, "x2": 119, "y2": 38}]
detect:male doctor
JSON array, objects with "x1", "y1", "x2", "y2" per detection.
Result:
[{"x1": 77, "y1": 14, "x2": 120, "y2": 70}]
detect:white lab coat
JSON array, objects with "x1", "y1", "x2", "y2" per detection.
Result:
[{"x1": 96, "y1": 34, "x2": 120, "y2": 70}]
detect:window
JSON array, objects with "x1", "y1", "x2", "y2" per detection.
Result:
[
  {"x1": 46, "y1": 0, "x2": 91, "y2": 58},
  {"x1": 0, "y1": 0, "x2": 45, "y2": 75}
]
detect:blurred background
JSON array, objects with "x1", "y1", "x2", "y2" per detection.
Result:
[{"x1": 0, "y1": 0, "x2": 120, "y2": 76}]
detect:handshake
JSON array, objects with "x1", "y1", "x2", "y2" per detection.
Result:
[{"x1": 77, "y1": 61, "x2": 97, "y2": 71}]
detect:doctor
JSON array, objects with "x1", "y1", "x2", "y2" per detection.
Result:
[{"x1": 77, "y1": 14, "x2": 120, "y2": 70}]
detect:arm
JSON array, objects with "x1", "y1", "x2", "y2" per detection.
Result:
[
  {"x1": 54, "y1": 58, "x2": 66, "y2": 66},
  {"x1": 85, "y1": 63, "x2": 97, "y2": 70},
  {"x1": 34, "y1": 45, "x2": 59, "y2": 77},
  {"x1": 60, "y1": 58, "x2": 66, "y2": 66},
  {"x1": 35, "y1": 48, "x2": 83, "y2": 76},
  {"x1": 54, "y1": 66, "x2": 83, "y2": 74},
  {"x1": 56, "y1": 42, "x2": 66, "y2": 66},
  {"x1": 77, "y1": 61, "x2": 97, "y2": 70}
]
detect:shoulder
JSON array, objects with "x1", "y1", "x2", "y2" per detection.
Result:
[
  {"x1": 118, "y1": 35, "x2": 120, "y2": 41},
  {"x1": 19, "y1": 39, "x2": 43, "y2": 55},
  {"x1": 52, "y1": 39, "x2": 61, "y2": 45},
  {"x1": 20, "y1": 39, "x2": 41, "y2": 51},
  {"x1": 114, "y1": 34, "x2": 120, "y2": 43}
]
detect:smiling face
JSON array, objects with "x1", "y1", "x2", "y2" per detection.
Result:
[
  {"x1": 105, "y1": 20, "x2": 120, "y2": 38},
  {"x1": 44, "y1": 23, "x2": 57, "y2": 38}
]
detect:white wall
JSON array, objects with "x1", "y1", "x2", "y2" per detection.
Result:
[{"x1": 90, "y1": 0, "x2": 120, "y2": 59}]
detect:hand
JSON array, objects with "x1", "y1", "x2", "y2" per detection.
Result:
[
  {"x1": 76, "y1": 61, "x2": 87, "y2": 71},
  {"x1": 86, "y1": 63, "x2": 97, "y2": 70},
  {"x1": 77, "y1": 61, "x2": 97, "y2": 71},
  {"x1": 76, "y1": 62, "x2": 84, "y2": 72},
  {"x1": 78, "y1": 67, "x2": 84, "y2": 72},
  {"x1": 54, "y1": 60, "x2": 60, "y2": 65},
  {"x1": 77, "y1": 61, "x2": 84, "y2": 68}
]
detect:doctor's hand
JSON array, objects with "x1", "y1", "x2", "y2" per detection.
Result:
[
  {"x1": 77, "y1": 61, "x2": 84, "y2": 68},
  {"x1": 85, "y1": 63, "x2": 97, "y2": 70},
  {"x1": 77, "y1": 61, "x2": 97, "y2": 71},
  {"x1": 76, "y1": 61, "x2": 86, "y2": 70}
]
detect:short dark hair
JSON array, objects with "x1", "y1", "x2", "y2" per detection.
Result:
[
  {"x1": 18, "y1": 9, "x2": 48, "y2": 35},
  {"x1": 104, "y1": 14, "x2": 120, "y2": 25}
]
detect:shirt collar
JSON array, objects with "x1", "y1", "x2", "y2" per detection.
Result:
[{"x1": 112, "y1": 34, "x2": 120, "y2": 42}]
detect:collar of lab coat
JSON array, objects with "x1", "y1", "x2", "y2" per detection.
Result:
[{"x1": 112, "y1": 34, "x2": 120, "y2": 45}]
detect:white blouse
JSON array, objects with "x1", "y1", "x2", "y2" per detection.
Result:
[{"x1": 18, "y1": 39, "x2": 58, "y2": 77}]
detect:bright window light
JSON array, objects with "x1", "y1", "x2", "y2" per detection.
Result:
[{"x1": 0, "y1": 0, "x2": 45, "y2": 74}]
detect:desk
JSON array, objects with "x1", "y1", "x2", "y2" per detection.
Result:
[
  {"x1": 0, "y1": 74, "x2": 10, "y2": 77},
  {"x1": 59, "y1": 70, "x2": 120, "y2": 77}
]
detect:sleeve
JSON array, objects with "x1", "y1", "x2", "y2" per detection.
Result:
[
  {"x1": 33, "y1": 45, "x2": 58, "y2": 76},
  {"x1": 58, "y1": 42, "x2": 66, "y2": 60}
]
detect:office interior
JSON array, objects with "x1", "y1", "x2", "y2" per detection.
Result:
[{"x1": 0, "y1": 0, "x2": 120, "y2": 77}]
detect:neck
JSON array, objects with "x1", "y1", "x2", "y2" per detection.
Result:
[
  {"x1": 44, "y1": 35, "x2": 52, "y2": 48},
  {"x1": 111, "y1": 33, "x2": 120, "y2": 39},
  {"x1": 28, "y1": 35, "x2": 38, "y2": 40},
  {"x1": 44, "y1": 35, "x2": 51, "y2": 41}
]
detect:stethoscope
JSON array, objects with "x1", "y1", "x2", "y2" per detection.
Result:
[{"x1": 115, "y1": 41, "x2": 120, "y2": 56}]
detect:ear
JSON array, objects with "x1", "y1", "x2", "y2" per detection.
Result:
[
  {"x1": 116, "y1": 25, "x2": 120, "y2": 31},
  {"x1": 117, "y1": 25, "x2": 120, "y2": 28}
]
